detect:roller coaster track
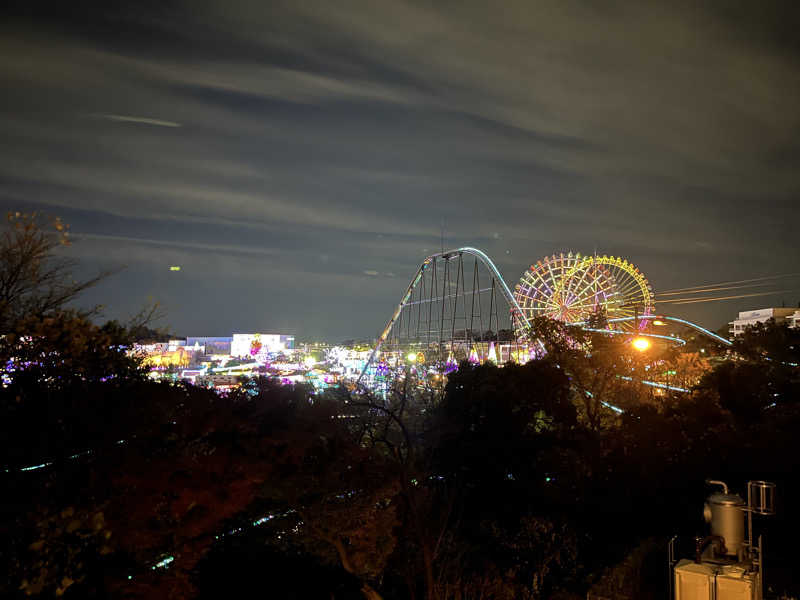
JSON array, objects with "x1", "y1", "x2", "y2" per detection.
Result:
[
  {"x1": 359, "y1": 247, "x2": 530, "y2": 382},
  {"x1": 598, "y1": 315, "x2": 732, "y2": 346}
]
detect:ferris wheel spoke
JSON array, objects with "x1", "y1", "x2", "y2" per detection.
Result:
[
  {"x1": 613, "y1": 274, "x2": 641, "y2": 295},
  {"x1": 514, "y1": 253, "x2": 654, "y2": 332},
  {"x1": 568, "y1": 296, "x2": 610, "y2": 309},
  {"x1": 545, "y1": 266, "x2": 563, "y2": 298},
  {"x1": 563, "y1": 262, "x2": 600, "y2": 301},
  {"x1": 525, "y1": 272, "x2": 550, "y2": 295},
  {"x1": 566, "y1": 259, "x2": 594, "y2": 293},
  {"x1": 619, "y1": 285, "x2": 648, "y2": 306},
  {"x1": 608, "y1": 268, "x2": 651, "y2": 308},
  {"x1": 573, "y1": 271, "x2": 612, "y2": 301},
  {"x1": 562, "y1": 275, "x2": 590, "y2": 302},
  {"x1": 526, "y1": 301, "x2": 561, "y2": 312},
  {"x1": 538, "y1": 300, "x2": 563, "y2": 312},
  {"x1": 570, "y1": 285, "x2": 610, "y2": 309}
]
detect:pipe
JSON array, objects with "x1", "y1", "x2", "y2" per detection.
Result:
[
  {"x1": 695, "y1": 535, "x2": 727, "y2": 563},
  {"x1": 706, "y1": 479, "x2": 729, "y2": 494}
]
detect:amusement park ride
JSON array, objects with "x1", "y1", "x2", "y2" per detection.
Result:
[
  {"x1": 514, "y1": 251, "x2": 654, "y2": 330},
  {"x1": 358, "y1": 247, "x2": 731, "y2": 384}
]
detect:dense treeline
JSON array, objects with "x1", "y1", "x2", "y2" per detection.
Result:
[
  {"x1": 1, "y1": 213, "x2": 799, "y2": 598},
  {"x1": 2, "y1": 324, "x2": 799, "y2": 599}
]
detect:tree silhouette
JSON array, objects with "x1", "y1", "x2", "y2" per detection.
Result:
[{"x1": 0, "y1": 212, "x2": 113, "y2": 331}]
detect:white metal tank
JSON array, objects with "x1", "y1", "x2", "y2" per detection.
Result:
[{"x1": 704, "y1": 481, "x2": 745, "y2": 557}]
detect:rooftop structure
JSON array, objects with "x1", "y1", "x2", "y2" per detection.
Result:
[{"x1": 186, "y1": 336, "x2": 233, "y2": 355}]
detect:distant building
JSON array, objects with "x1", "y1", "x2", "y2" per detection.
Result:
[
  {"x1": 167, "y1": 339, "x2": 187, "y2": 352},
  {"x1": 207, "y1": 374, "x2": 241, "y2": 390},
  {"x1": 729, "y1": 307, "x2": 799, "y2": 337},
  {"x1": 135, "y1": 342, "x2": 169, "y2": 354},
  {"x1": 186, "y1": 336, "x2": 232, "y2": 355},
  {"x1": 179, "y1": 369, "x2": 204, "y2": 384},
  {"x1": 139, "y1": 346, "x2": 194, "y2": 369},
  {"x1": 230, "y1": 333, "x2": 295, "y2": 358}
]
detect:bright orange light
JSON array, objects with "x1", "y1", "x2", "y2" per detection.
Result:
[{"x1": 632, "y1": 337, "x2": 651, "y2": 351}]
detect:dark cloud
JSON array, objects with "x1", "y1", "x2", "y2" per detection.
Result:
[{"x1": 1, "y1": 1, "x2": 799, "y2": 338}]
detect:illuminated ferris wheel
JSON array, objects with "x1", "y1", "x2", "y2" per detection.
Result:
[{"x1": 513, "y1": 252, "x2": 655, "y2": 331}]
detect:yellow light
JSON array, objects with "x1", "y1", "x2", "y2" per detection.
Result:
[
  {"x1": 169, "y1": 266, "x2": 181, "y2": 271},
  {"x1": 407, "y1": 352, "x2": 417, "y2": 362},
  {"x1": 303, "y1": 356, "x2": 315, "y2": 368},
  {"x1": 632, "y1": 337, "x2": 651, "y2": 351},
  {"x1": 652, "y1": 319, "x2": 666, "y2": 326}
]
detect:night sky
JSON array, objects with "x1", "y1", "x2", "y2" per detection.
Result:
[{"x1": 2, "y1": 1, "x2": 799, "y2": 340}]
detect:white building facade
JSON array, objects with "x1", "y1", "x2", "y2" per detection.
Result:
[
  {"x1": 729, "y1": 307, "x2": 799, "y2": 337},
  {"x1": 230, "y1": 333, "x2": 295, "y2": 357}
]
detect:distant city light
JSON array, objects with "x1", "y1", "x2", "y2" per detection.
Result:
[
  {"x1": 632, "y1": 337, "x2": 651, "y2": 351},
  {"x1": 169, "y1": 266, "x2": 181, "y2": 271},
  {"x1": 152, "y1": 555, "x2": 174, "y2": 570}
]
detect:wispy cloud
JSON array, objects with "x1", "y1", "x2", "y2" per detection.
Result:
[
  {"x1": 1, "y1": 1, "x2": 798, "y2": 336},
  {"x1": 75, "y1": 232, "x2": 277, "y2": 256},
  {"x1": 96, "y1": 114, "x2": 182, "y2": 128}
]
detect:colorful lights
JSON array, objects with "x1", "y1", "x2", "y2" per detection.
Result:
[
  {"x1": 487, "y1": 342, "x2": 499, "y2": 363},
  {"x1": 602, "y1": 315, "x2": 732, "y2": 346},
  {"x1": 619, "y1": 375, "x2": 689, "y2": 393},
  {"x1": 468, "y1": 347, "x2": 479, "y2": 363},
  {"x1": 580, "y1": 327, "x2": 686, "y2": 345},
  {"x1": 19, "y1": 461, "x2": 53, "y2": 472},
  {"x1": 515, "y1": 252, "x2": 654, "y2": 334},
  {"x1": 152, "y1": 556, "x2": 174, "y2": 570},
  {"x1": 375, "y1": 362, "x2": 390, "y2": 376},
  {"x1": 632, "y1": 337, "x2": 651, "y2": 351}
]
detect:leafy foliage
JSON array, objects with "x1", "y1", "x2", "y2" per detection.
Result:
[{"x1": 732, "y1": 318, "x2": 800, "y2": 364}]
